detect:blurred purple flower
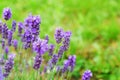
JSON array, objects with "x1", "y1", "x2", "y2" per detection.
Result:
[
  {"x1": 48, "y1": 44, "x2": 55, "y2": 56},
  {"x1": 2, "y1": 24, "x2": 8, "y2": 39},
  {"x1": 62, "y1": 31, "x2": 72, "y2": 51},
  {"x1": 57, "y1": 46, "x2": 65, "y2": 58},
  {"x1": 33, "y1": 54, "x2": 42, "y2": 70},
  {"x1": 7, "y1": 30, "x2": 13, "y2": 46},
  {"x1": 18, "y1": 22, "x2": 23, "y2": 36},
  {"x1": 12, "y1": 39, "x2": 18, "y2": 50},
  {"x1": 3, "y1": 54, "x2": 15, "y2": 77},
  {"x1": 82, "y1": 70, "x2": 92, "y2": 80},
  {"x1": 0, "y1": 67, "x2": 4, "y2": 80},
  {"x1": 3, "y1": 8, "x2": 12, "y2": 20},
  {"x1": 45, "y1": 35, "x2": 49, "y2": 43},
  {"x1": 5, "y1": 46, "x2": 9, "y2": 54},
  {"x1": 11, "y1": 20, "x2": 16, "y2": 32},
  {"x1": 62, "y1": 60, "x2": 69, "y2": 73},
  {"x1": 32, "y1": 38, "x2": 49, "y2": 55},
  {"x1": 1, "y1": 39, "x2": 5, "y2": 49},
  {"x1": 0, "y1": 21, "x2": 2, "y2": 34},
  {"x1": 54, "y1": 28, "x2": 64, "y2": 44}
]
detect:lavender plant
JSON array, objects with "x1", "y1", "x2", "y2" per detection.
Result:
[{"x1": 0, "y1": 7, "x2": 91, "y2": 80}]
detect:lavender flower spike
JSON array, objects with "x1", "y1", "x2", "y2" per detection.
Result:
[
  {"x1": 2, "y1": 23, "x2": 8, "y2": 39},
  {"x1": 62, "y1": 60, "x2": 69, "y2": 73},
  {"x1": 3, "y1": 7, "x2": 12, "y2": 20},
  {"x1": 55, "y1": 28, "x2": 64, "y2": 44},
  {"x1": 33, "y1": 54, "x2": 42, "y2": 70},
  {"x1": 11, "y1": 20, "x2": 16, "y2": 32},
  {"x1": 48, "y1": 44, "x2": 55, "y2": 56},
  {"x1": 8, "y1": 30, "x2": 13, "y2": 46},
  {"x1": 18, "y1": 22, "x2": 23, "y2": 36},
  {"x1": 12, "y1": 39, "x2": 18, "y2": 50},
  {"x1": 82, "y1": 70, "x2": 92, "y2": 80},
  {"x1": 0, "y1": 21, "x2": 2, "y2": 34},
  {"x1": 62, "y1": 31, "x2": 72, "y2": 51},
  {"x1": 3, "y1": 54, "x2": 15, "y2": 77},
  {"x1": 5, "y1": 46, "x2": 9, "y2": 54}
]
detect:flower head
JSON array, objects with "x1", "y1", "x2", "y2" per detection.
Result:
[
  {"x1": 82, "y1": 70, "x2": 92, "y2": 80},
  {"x1": 2, "y1": 24, "x2": 8, "y2": 39},
  {"x1": 48, "y1": 44, "x2": 55, "y2": 56},
  {"x1": 3, "y1": 8, "x2": 12, "y2": 20},
  {"x1": 7, "y1": 30, "x2": 13, "y2": 46},
  {"x1": 11, "y1": 20, "x2": 16, "y2": 32},
  {"x1": 12, "y1": 39, "x2": 18, "y2": 50},
  {"x1": 18, "y1": 22, "x2": 23, "y2": 36}
]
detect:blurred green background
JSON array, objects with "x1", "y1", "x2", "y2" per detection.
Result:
[{"x1": 0, "y1": 0, "x2": 120, "y2": 80}]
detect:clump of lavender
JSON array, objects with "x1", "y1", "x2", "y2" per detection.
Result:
[
  {"x1": 3, "y1": 8, "x2": 12, "y2": 20},
  {"x1": 7, "y1": 30, "x2": 13, "y2": 46},
  {"x1": 62, "y1": 31, "x2": 72, "y2": 51},
  {"x1": 33, "y1": 54, "x2": 42, "y2": 70},
  {"x1": 48, "y1": 44, "x2": 55, "y2": 56},
  {"x1": 82, "y1": 70, "x2": 92, "y2": 80},
  {"x1": 55, "y1": 28, "x2": 64, "y2": 44},
  {"x1": 3, "y1": 54, "x2": 15, "y2": 77},
  {"x1": 32, "y1": 38, "x2": 49, "y2": 55},
  {"x1": 11, "y1": 20, "x2": 16, "y2": 32},
  {"x1": 2, "y1": 24, "x2": 8, "y2": 39}
]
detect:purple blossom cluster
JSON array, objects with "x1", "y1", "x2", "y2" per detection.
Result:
[
  {"x1": 0, "y1": 7, "x2": 77, "y2": 79},
  {"x1": 82, "y1": 70, "x2": 92, "y2": 80}
]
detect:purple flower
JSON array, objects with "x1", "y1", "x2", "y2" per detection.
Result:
[
  {"x1": 45, "y1": 35, "x2": 49, "y2": 43},
  {"x1": 48, "y1": 44, "x2": 55, "y2": 56},
  {"x1": 24, "y1": 14, "x2": 41, "y2": 36},
  {"x1": 11, "y1": 20, "x2": 16, "y2": 32},
  {"x1": 57, "y1": 46, "x2": 65, "y2": 58},
  {"x1": 68, "y1": 55, "x2": 76, "y2": 72},
  {"x1": 62, "y1": 31, "x2": 72, "y2": 51},
  {"x1": 18, "y1": 22, "x2": 23, "y2": 36},
  {"x1": 1, "y1": 39, "x2": 5, "y2": 49},
  {"x1": 54, "y1": 28, "x2": 64, "y2": 44},
  {"x1": 0, "y1": 21, "x2": 2, "y2": 34},
  {"x1": 12, "y1": 39, "x2": 18, "y2": 50},
  {"x1": 32, "y1": 38, "x2": 49, "y2": 55},
  {"x1": 62, "y1": 60, "x2": 69, "y2": 73},
  {"x1": 7, "y1": 30, "x2": 13, "y2": 46},
  {"x1": 2, "y1": 24, "x2": 8, "y2": 39},
  {"x1": 3, "y1": 54, "x2": 15, "y2": 77},
  {"x1": 5, "y1": 46, "x2": 9, "y2": 54},
  {"x1": 21, "y1": 30, "x2": 32, "y2": 49},
  {"x1": 82, "y1": 70, "x2": 92, "y2": 80},
  {"x1": 3, "y1": 8, "x2": 12, "y2": 20},
  {"x1": 33, "y1": 54, "x2": 42, "y2": 70},
  {"x1": 0, "y1": 67, "x2": 4, "y2": 80}
]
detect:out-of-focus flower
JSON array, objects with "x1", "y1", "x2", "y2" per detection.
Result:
[
  {"x1": 54, "y1": 28, "x2": 64, "y2": 44},
  {"x1": 11, "y1": 20, "x2": 16, "y2": 32},
  {"x1": 45, "y1": 35, "x2": 49, "y2": 43},
  {"x1": 24, "y1": 14, "x2": 41, "y2": 36},
  {"x1": 62, "y1": 60, "x2": 69, "y2": 73},
  {"x1": 48, "y1": 44, "x2": 55, "y2": 56},
  {"x1": 12, "y1": 39, "x2": 18, "y2": 50},
  {"x1": 0, "y1": 21, "x2": 2, "y2": 34},
  {"x1": 62, "y1": 31, "x2": 72, "y2": 51},
  {"x1": 5, "y1": 46, "x2": 9, "y2": 54},
  {"x1": 33, "y1": 54, "x2": 42, "y2": 70},
  {"x1": 82, "y1": 70, "x2": 92, "y2": 80},
  {"x1": 3, "y1": 54, "x2": 15, "y2": 77},
  {"x1": 32, "y1": 38, "x2": 49, "y2": 55},
  {"x1": 2, "y1": 24, "x2": 8, "y2": 39},
  {"x1": 1, "y1": 39, "x2": 5, "y2": 49},
  {"x1": 3, "y1": 8, "x2": 12, "y2": 20},
  {"x1": 57, "y1": 46, "x2": 65, "y2": 58},
  {"x1": 7, "y1": 30, "x2": 13, "y2": 46},
  {"x1": 18, "y1": 22, "x2": 23, "y2": 36}
]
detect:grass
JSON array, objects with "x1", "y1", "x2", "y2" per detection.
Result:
[{"x1": 0, "y1": 0, "x2": 120, "y2": 80}]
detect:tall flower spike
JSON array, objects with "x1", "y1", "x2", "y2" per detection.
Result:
[
  {"x1": 3, "y1": 54, "x2": 15, "y2": 77},
  {"x1": 68, "y1": 55, "x2": 76, "y2": 72},
  {"x1": 2, "y1": 24, "x2": 8, "y2": 39},
  {"x1": 55, "y1": 28, "x2": 64, "y2": 44},
  {"x1": 33, "y1": 54, "x2": 42, "y2": 70},
  {"x1": 11, "y1": 20, "x2": 16, "y2": 32},
  {"x1": 45, "y1": 35, "x2": 49, "y2": 43},
  {"x1": 62, "y1": 31, "x2": 72, "y2": 51},
  {"x1": 7, "y1": 30, "x2": 13, "y2": 46},
  {"x1": 12, "y1": 39, "x2": 18, "y2": 50},
  {"x1": 18, "y1": 22, "x2": 23, "y2": 36},
  {"x1": 5, "y1": 46, "x2": 9, "y2": 54},
  {"x1": 82, "y1": 70, "x2": 92, "y2": 80},
  {"x1": 48, "y1": 44, "x2": 55, "y2": 56},
  {"x1": 32, "y1": 38, "x2": 49, "y2": 55},
  {"x1": 58, "y1": 46, "x2": 65, "y2": 58},
  {"x1": 1, "y1": 39, "x2": 5, "y2": 49},
  {"x1": 62, "y1": 60, "x2": 69, "y2": 73},
  {"x1": 3, "y1": 8, "x2": 12, "y2": 20}
]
